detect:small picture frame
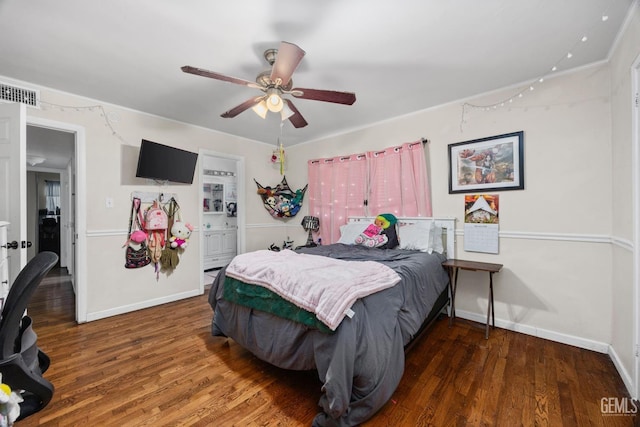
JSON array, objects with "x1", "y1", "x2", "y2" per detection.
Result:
[{"x1": 448, "y1": 131, "x2": 524, "y2": 194}]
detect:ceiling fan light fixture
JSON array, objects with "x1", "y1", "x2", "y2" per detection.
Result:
[
  {"x1": 252, "y1": 99, "x2": 268, "y2": 119},
  {"x1": 27, "y1": 155, "x2": 46, "y2": 166},
  {"x1": 266, "y1": 89, "x2": 284, "y2": 113}
]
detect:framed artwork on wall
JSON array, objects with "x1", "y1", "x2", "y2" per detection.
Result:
[{"x1": 448, "y1": 131, "x2": 524, "y2": 194}]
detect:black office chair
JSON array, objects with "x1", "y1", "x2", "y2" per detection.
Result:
[{"x1": 0, "y1": 251, "x2": 58, "y2": 420}]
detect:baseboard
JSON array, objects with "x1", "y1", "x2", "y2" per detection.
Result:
[
  {"x1": 454, "y1": 309, "x2": 609, "y2": 353},
  {"x1": 608, "y1": 344, "x2": 637, "y2": 399},
  {"x1": 85, "y1": 289, "x2": 202, "y2": 322}
]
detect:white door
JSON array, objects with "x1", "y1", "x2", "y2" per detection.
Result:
[
  {"x1": 633, "y1": 60, "x2": 640, "y2": 401},
  {"x1": 0, "y1": 102, "x2": 27, "y2": 285}
]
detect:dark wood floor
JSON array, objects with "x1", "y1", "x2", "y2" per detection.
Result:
[{"x1": 18, "y1": 267, "x2": 638, "y2": 426}]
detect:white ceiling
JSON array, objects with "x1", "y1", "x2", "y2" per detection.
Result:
[
  {"x1": 0, "y1": 0, "x2": 634, "y2": 149},
  {"x1": 27, "y1": 126, "x2": 74, "y2": 170}
]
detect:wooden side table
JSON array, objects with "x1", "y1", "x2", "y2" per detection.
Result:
[{"x1": 442, "y1": 259, "x2": 503, "y2": 339}]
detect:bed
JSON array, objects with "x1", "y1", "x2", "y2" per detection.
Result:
[{"x1": 208, "y1": 217, "x2": 455, "y2": 426}]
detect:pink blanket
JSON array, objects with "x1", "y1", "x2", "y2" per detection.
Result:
[{"x1": 225, "y1": 249, "x2": 401, "y2": 330}]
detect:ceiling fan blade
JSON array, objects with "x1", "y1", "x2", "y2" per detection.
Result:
[
  {"x1": 284, "y1": 99, "x2": 308, "y2": 128},
  {"x1": 291, "y1": 88, "x2": 356, "y2": 105},
  {"x1": 221, "y1": 96, "x2": 264, "y2": 118},
  {"x1": 181, "y1": 65, "x2": 258, "y2": 88},
  {"x1": 270, "y1": 42, "x2": 305, "y2": 87}
]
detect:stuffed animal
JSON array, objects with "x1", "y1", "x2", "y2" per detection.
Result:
[
  {"x1": 280, "y1": 200, "x2": 292, "y2": 216},
  {"x1": 354, "y1": 214, "x2": 396, "y2": 248},
  {"x1": 128, "y1": 230, "x2": 147, "y2": 248},
  {"x1": 0, "y1": 380, "x2": 22, "y2": 426},
  {"x1": 169, "y1": 221, "x2": 193, "y2": 249}
]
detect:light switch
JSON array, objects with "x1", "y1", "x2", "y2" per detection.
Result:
[{"x1": 105, "y1": 197, "x2": 114, "y2": 208}]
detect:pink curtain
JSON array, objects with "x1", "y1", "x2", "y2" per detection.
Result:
[
  {"x1": 308, "y1": 141, "x2": 432, "y2": 244},
  {"x1": 367, "y1": 142, "x2": 432, "y2": 217},
  {"x1": 308, "y1": 154, "x2": 367, "y2": 244}
]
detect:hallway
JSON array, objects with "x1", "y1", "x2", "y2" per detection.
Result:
[{"x1": 28, "y1": 266, "x2": 75, "y2": 328}]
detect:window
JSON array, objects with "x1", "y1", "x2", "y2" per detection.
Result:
[
  {"x1": 308, "y1": 141, "x2": 432, "y2": 243},
  {"x1": 44, "y1": 180, "x2": 60, "y2": 215}
]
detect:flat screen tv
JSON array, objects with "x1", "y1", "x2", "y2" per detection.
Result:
[{"x1": 136, "y1": 139, "x2": 198, "y2": 184}]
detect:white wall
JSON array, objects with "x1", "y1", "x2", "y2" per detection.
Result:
[{"x1": 609, "y1": 3, "x2": 640, "y2": 398}]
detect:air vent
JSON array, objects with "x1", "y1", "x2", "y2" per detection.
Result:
[{"x1": 0, "y1": 82, "x2": 40, "y2": 108}]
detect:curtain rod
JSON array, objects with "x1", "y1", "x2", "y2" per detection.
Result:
[
  {"x1": 309, "y1": 138, "x2": 429, "y2": 163},
  {"x1": 408, "y1": 138, "x2": 429, "y2": 148}
]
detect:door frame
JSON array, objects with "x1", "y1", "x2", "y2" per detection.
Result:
[
  {"x1": 198, "y1": 149, "x2": 245, "y2": 292},
  {"x1": 27, "y1": 116, "x2": 87, "y2": 323}
]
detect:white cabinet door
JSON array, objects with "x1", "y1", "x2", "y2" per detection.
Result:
[
  {"x1": 222, "y1": 230, "x2": 236, "y2": 254},
  {"x1": 205, "y1": 231, "x2": 223, "y2": 257},
  {"x1": 203, "y1": 228, "x2": 237, "y2": 271}
]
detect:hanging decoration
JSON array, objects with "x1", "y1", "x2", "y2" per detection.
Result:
[
  {"x1": 123, "y1": 193, "x2": 192, "y2": 279},
  {"x1": 123, "y1": 197, "x2": 152, "y2": 269},
  {"x1": 270, "y1": 122, "x2": 287, "y2": 175},
  {"x1": 270, "y1": 140, "x2": 286, "y2": 175},
  {"x1": 255, "y1": 176, "x2": 307, "y2": 219},
  {"x1": 160, "y1": 197, "x2": 192, "y2": 272}
]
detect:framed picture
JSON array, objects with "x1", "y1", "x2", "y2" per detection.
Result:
[{"x1": 448, "y1": 131, "x2": 524, "y2": 194}]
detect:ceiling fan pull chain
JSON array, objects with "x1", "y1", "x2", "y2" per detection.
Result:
[{"x1": 278, "y1": 122, "x2": 285, "y2": 175}]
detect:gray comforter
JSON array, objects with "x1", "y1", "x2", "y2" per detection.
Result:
[{"x1": 208, "y1": 243, "x2": 449, "y2": 426}]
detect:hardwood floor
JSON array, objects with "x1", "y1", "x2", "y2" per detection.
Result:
[{"x1": 18, "y1": 268, "x2": 637, "y2": 426}]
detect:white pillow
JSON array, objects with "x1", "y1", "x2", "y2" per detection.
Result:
[
  {"x1": 337, "y1": 223, "x2": 369, "y2": 244},
  {"x1": 398, "y1": 221, "x2": 434, "y2": 252},
  {"x1": 431, "y1": 224, "x2": 445, "y2": 254}
]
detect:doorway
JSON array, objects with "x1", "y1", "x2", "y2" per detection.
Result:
[
  {"x1": 29, "y1": 172, "x2": 63, "y2": 261},
  {"x1": 199, "y1": 150, "x2": 245, "y2": 292},
  {"x1": 25, "y1": 117, "x2": 87, "y2": 323}
]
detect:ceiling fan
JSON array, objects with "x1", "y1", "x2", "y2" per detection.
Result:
[{"x1": 181, "y1": 41, "x2": 356, "y2": 128}]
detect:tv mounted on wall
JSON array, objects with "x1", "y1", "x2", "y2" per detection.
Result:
[{"x1": 136, "y1": 139, "x2": 198, "y2": 184}]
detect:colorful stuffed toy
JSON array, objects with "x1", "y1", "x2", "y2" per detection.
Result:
[
  {"x1": 0, "y1": 379, "x2": 22, "y2": 426},
  {"x1": 355, "y1": 213, "x2": 398, "y2": 248},
  {"x1": 255, "y1": 177, "x2": 307, "y2": 218},
  {"x1": 169, "y1": 221, "x2": 193, "y2": 249}
]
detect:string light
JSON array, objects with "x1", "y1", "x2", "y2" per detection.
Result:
[
  {"x1": 39, "y1": 99, "x2": 129, "y2": 144},
  {"x1": 460, "y1": 4, "x2": 614, "y2": 131}
]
